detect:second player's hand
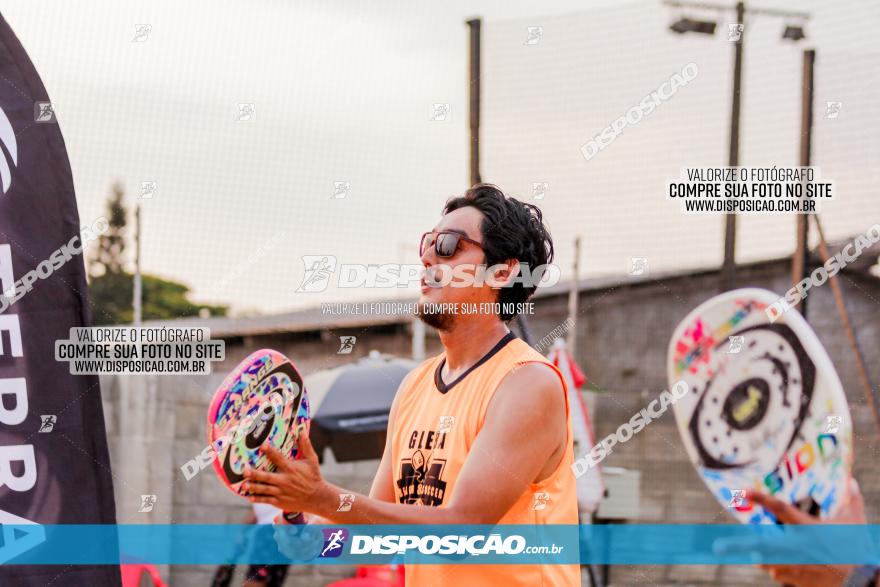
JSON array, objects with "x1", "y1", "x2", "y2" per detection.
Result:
[{"x1": 744, "y1": 478, "x2": 868, "y2": 587}]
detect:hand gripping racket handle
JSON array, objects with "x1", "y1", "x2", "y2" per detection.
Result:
[{"x1": 275, "y1": 511, "x2": 306, "y2": 525}]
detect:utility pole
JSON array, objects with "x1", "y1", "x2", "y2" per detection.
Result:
[
  {"x1": 567, "y1": 236, "x2": 581, "y2": 356},
  {"x1": 792, "y1": 49, "x2": 815, "y2": 317},
  {"x1": 133, "y1": 202, "x2": 142, "y2": 325},
  {"x1": 466, "y1": 18, "x2": 481, "y2": 186},
  {"x1": 721, "y1": 0, "x2": 744, "y2": 292}
]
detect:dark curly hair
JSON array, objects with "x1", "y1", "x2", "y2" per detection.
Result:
[{"x1": 443, "y1": 183, "x2": 554, "y2": 321}]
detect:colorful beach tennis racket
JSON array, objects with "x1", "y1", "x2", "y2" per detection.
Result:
[
  {"x1": 207, "y1": 349, "x2": 310, "y2": 521},
  {"x1": 667, "y1": 288, "x2": 853, "y2": 524}
]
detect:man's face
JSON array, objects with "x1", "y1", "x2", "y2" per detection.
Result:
[{"x1": 417, "y1": 206, "x2": 499, "y2": 330}]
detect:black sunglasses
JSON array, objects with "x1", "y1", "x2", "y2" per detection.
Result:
[{"x1": 420, "y1": 231, "x2": 483, "y2": 258}]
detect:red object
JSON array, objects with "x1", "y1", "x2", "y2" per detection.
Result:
[
  {"x1": 327, "y1": 565, "x2": 405, "y2": 587},
  {"x1": 120, "y1": 563, "x2": 168, "y2": 587},
  {"x1": 551, "y1": 349, "x2": 587, "y2": 389},
  {"x1": 565, "y1": 350, "x2": 587, "y2": 389}
]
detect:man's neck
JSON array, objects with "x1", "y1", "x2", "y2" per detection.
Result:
[{"x1": 439, "y1": 316, "x2": 510, "y2": 376}]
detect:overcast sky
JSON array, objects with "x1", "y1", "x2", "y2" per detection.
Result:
[{"x1": 1, "y1": 0, "x2": 877, "y2": 315}]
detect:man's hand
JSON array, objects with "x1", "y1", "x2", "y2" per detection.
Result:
[
  {"x1": 746, "y1": 478, "x2": 868, "y2": 587},
  {"x1": 242, "y1": 434, "x2": 332, "y2": 514}
]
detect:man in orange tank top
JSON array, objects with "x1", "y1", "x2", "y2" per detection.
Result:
[{"x1": 243, "y1": 184, "x2": 581, "y2": 586}]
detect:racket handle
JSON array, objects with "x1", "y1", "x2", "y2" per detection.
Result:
[{"x1": 275, "y1": 511, "x2": 306, "y2": 525}]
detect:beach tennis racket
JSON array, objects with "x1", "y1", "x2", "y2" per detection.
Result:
[
  {"x1": 667, "y1": 288, "x2": 853, "y2": 524},
  {"x1": 208, "y1": 349, "x2": 310, "y2": 523}
]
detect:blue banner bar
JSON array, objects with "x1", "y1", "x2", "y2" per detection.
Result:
[{"x1": 1, "y1": 524, "x2": 879, "y2": 565}]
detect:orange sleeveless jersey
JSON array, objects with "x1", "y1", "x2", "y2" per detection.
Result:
[{"x1": 390, "y1": 333, "x2": 581, "y2": 586}]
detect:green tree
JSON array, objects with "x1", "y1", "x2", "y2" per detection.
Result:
[
  {"x1": 90, "y1": 182, "x2": 127, "y2": 277},
  {"x1": 88, "y1": 183, "x2": 228, "y2": 325}
]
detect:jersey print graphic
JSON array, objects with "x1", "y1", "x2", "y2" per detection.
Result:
[{"x1": 396, "y1": 428, "x2": 449, "y2": 506}]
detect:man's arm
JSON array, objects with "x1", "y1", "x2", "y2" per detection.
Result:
[{"x1": 245, "y1": 362, "x2": 567, "y2": 525}]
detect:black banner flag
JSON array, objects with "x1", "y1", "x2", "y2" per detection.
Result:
[{"x1": 0, "y1": 13, "x2": 120, "y2": 586}]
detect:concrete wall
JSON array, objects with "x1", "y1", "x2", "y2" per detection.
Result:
[{"x1": 101, "y1": 261, "x2": 880, "y2": 586}]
